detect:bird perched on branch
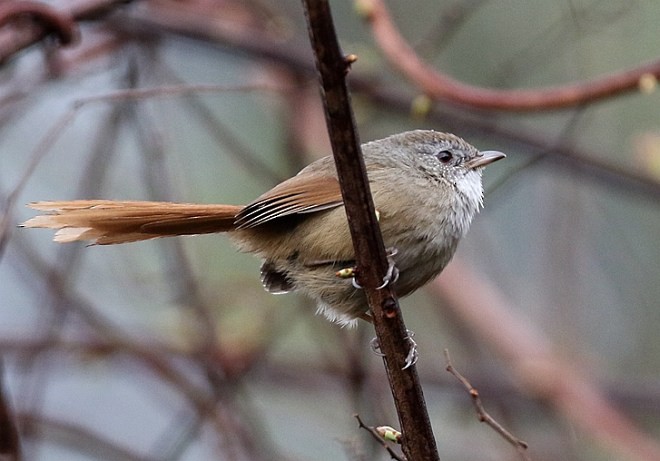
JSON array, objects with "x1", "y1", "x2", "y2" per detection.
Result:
[{"x1": 23, "y1": 130, "x2": 504, "y2": 326}]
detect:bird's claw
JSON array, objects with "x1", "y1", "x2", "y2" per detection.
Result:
[
  {"x1": 402, "y1": 330, "x2": 418, "y2": 370},
  {"x1": 370, "y1": 336, "x2": 386, "y2": 356},
  {"x1": 346, "y1": 247, "x2": 399, "y2": 290},
  {"x1": 379, "y1": 248, "x2": 400, "y2": 289},
  {"x1": 369, "y1": 330, "x2": 419, "y2": 370}
]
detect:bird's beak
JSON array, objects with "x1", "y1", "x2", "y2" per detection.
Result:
[{"x1": 466, "y1": 151, "x2": 506, "y2": 170}]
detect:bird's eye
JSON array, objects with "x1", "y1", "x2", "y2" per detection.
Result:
[{"x1": 436, "y1": 150, "x2": 453, "y2": 164}]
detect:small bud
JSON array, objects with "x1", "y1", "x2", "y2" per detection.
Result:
[
  {"x1": 354, "y1": 0, "x2": 375, "y2": 19},
  {"x1": 345, "y1": 54, "x2": 358, "y2": 65},
  {"x1": 411, "y1": 94, "x2": 432, "y2": 119},
  {"x1": 382, "y1": 298, "x2": 398, "y2": 318},
  {"x1": 639, "y1": 73, "x2": 657, "y2": 94},
  {"x1": 376, "y1": 426, "x2": 402, "y2": 443},
  {"x1": 344, "y1": 54, "x2": 359, "y2": 74}
]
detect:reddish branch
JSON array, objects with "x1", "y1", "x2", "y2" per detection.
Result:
[
  {"x1": 363, "y1": 0, "x2": 660, "y2": 111},
  {"x1": 0, "y1": 0, "x2": 134, "y2": 63},
  {"x1": 0, "y1": 1, "x2": 78, "y2": 43},
  {"x1": 0, "y1": 1, "x2": 77, "y2": 56}
]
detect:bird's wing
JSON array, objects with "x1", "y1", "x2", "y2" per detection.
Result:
[{"x1": 235, "y1": 173, "x2": 343, "y2": 229}]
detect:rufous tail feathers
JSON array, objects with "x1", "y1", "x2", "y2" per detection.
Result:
[{"x1": 22, "y1": 200, "x2": 244, "y2": 245}]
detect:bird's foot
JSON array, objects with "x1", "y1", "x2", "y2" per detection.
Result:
[
  {"x1": 402, "y1": 330, "x2": 418, "y2": 369},
  {"x1": 369, "y1": 330, "x2": 418, "y2": 370},
  {"x1": 339, "y1": 247, "x2": 399, "y2": 290},
  {"x1": 369, "y1": 336, "x2": 386, "y2": 357},
  {"x1": 380, "y1": 247, "x2": 400, "y2": 288}
]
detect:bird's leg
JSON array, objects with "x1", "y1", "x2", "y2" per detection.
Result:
[
  {"x1": 369, "y1": 330, "x2": 418, "y2": 369},
  {"x1": 370, "y1": 336, "x2": 386, "y2": 357},
  {"x1": 334, "y1": 209, "x2": 398, "y2": 289},
  {"x1": 337, "y1": 247, "x2": 399, "y2": 290},
  {"x1": 380, "y1": 247, "x2": 400, "y2": 288},
  {"x1": 402, "y1": 330, "x2": 418, "y2": 369}
]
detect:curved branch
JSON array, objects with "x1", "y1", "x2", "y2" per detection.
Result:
[
  {"x1": 363, "y1": 0, "x2": 660, "y2": 111},
  {"x1": 121, "y1": 3, "x2": 660, "y2": 200},
  {"x1": 0, "y1": 1, "x2": 77, "y2": 45},
  {"x1": 0, "y1": 0, "x2": 135, "y2": 64}
]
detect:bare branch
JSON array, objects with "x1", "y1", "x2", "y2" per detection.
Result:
[
  {"x1": 362, "y1": 0, "x2": 660, "y2": 111},
  {"x1": 0, "y1": 0, "x2": 78, "y2": 50},
  {"x1": 301, "y1": 1, "x2": 439, "y2": 460},
  {"x1": 0, "y1": 361, "x2": 20, "y2": 460},
  {"x1": 432, "y1": 260, "x2": 660, "y2": 461},
  {"x1": 444, "y1": 350, "x2": 530, "y2": 461},
  {"x1": 0, "y1": 82, "x2": 281, "y2": 262}
]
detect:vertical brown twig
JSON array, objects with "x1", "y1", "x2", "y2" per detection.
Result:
[{"x1": 301, "y1": 1, "x2": 439, "y2": 459}]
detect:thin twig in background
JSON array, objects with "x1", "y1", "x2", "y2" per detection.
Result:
[
  {"x1": 0, "y1": 360, "x2": 21, "y2": 460},
  {"x1": 3, "y1": 0, "x2": 658, "y2": 195},
  {"x1": 127, "y1": 78, "x2": 277, "y2": 459},
  {"x1": 301, "y1": 1, "x2": 439, "y2": 460},
  {"x1": 0, "y1": 82, "x2": 286, "y2": 264},
  {"x1": 444, "y1": 350, "x2": 531, "y2": 461},
  {"x1": 128, "y1": 73, "x2": 219, "y2": 351},
  {"x1": 117, "y1": 2, "x2": 660, "y2": 200},
  {"x1": 12, "y1": 96, "x2": 132, "y2": 447},
  {"x1": 17, "y1": 412, "x2": 154, "y2": 461},
  {"x1": 354, "y1": 414, "x2": 405, "y2": 461},
  {"x1": 2, "y1": 1, "x2": 659, "y2": 459},
  {"x1": 0, "y1": 0, "x2": 78, "y2": 50},
  {"x1": 0, "y1": 0, "x2": 132, "y2": 64},
  {"x1": 433, "y1": 260, "x2": 660, "y2": 461},
  {"x1": 362, "y1": 0, "x2": 660, "y2": 111},
  {"x1": 9, "y1": 236, "x2": 267, "y2": 458}
]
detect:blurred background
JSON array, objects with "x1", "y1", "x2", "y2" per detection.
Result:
[{"x1": 1, "y1": 0, "x2": 659, "y2": 460}]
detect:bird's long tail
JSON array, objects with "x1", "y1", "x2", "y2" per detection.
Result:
[{"x1": 22, "y1": 200, "x2": 244, "y2": 245}]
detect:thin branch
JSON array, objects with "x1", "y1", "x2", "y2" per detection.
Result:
[
  {"x1": 17, "y1": 412, "x2": 156, "y2": 461},
  {"x1": 128, "y1": 77, "x2": 219, "y2": 352},
  {"x1": 0, "y1": 0, "x2": 78, "y2": 49},
  {"x1": 0, "y1": 0, "x2": 144, "y2": 64},
  {"x1": 362, "y1": 0, "x2": 660, "y2": 111},
  {"x1": 301, "y1": 2, "x2": 439, "y2": 460},
  {"x1": 0, "y1": 108, "x2": 77, "y2": 261},
  {"x1": 444, "y1": 350, "x2": 530, "y2": 461},
  {"x1": 0, "y1": 82, "x2": 282, "y2": 263},
  {"x1": 432, "y1": 260, "x2": 660, "y2": 461},
  {"x1": 8, "y1": 237, "x2": 238, "y2": 446},
  {"x1": 354, "y1": 414, "x2": 405, "y2": 461},
  {"x1": 118, "y1": 3, "x2": 660, "y2": 200},
  {"x1": 0, "y1": 360, "x2": 20, "y2": 460}
]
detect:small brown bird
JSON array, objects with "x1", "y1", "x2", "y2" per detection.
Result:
[{"x1": 23, "y1": 130, "x2": 504, "y2": 326}]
